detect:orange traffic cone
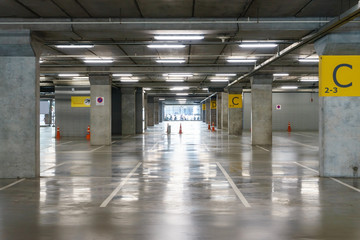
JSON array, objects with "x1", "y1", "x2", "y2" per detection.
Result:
[
  {"x1": 86, "y1": 125, "x2": 91, "y2": 140},
  {"x1": 211, "y1": 122, "x2": 216, "y2": 132},
  {"x1": 179, "y1": 124, "x2": 183, "y2": 134},
  {"x1": 208, "y1": 123, "x2": 211, "y2": 130},
  {"x1": 56, "y1": 126, "x2": 61, "y2": 140},
  {"x1": 288, "y1": 122, "x2": 292, "y2": 132}
]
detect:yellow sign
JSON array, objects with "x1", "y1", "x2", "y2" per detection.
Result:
[
  {"x1": 202, "y1": 104, "x2": 206, "y2": 110},
  {"x1": 211, "y1": 100, "x2": 216, "y2": 109},
  {"x1": 71, "y1": 96, "x2": 91, "y2": 107},
  {"x1": 320, "y1": 56, "x2": 360, "y2": 97},
  {"x1": 228, "y1": 94, "x2": 242, "y2": 108}
]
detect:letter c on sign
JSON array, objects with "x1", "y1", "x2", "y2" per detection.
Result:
[
  {"x1": 333, "y1": 64, "x2": 353, "y2": 88},
  {"x1": 232, "y1": 97, "x2": 240, "y2": 105}
]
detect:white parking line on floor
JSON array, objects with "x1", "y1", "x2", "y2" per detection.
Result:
[
  {"x1": 202, "y1": 143, "x2": 210, "y2": 152},
  {"x1": 294, "y1": 162, "x2": 319, "y2": 174},
  {"x1": 292, "y1": 133, "x2": 314, "y2": 138},
  {"x1": 256, "y1": 145, "x2": 270, "y2": 152},
  {"x1": 288, "y1": 140, "x2": 319, "y2": 150},
  {"x1": 90, "y1": 146, "x2": 105, "y2": 152},
  {"x1": 216, "y1": 162, "x2": 251, "y2": 208},
  {"x1": 56, "y1": 141, "x2": 73, "y2": 146},
  {"x1": 100, "y1": 162, "x2": 142, "y2": 208},
  {"x1": 294, "y1": 162, "x2": 360, "y2": 193},
  {"x1": 0, "y1": 178, "x2": 26, "y2": 191},
  {"x1": 41, "y1": 162, "x2": 67, "y2": 173},
  {"x1": 111, "y1": 141, "x2": 117, "y2": 144}
]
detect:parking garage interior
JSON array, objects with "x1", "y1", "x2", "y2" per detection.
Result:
[{"x1": 1, "y1": 1, "x2": 360, "y2": 239}]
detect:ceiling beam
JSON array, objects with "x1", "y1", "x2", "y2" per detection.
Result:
[
  {"x1": 0, "y1": 17, "x2": 333, "y2": 32},
  {"x1": 40, "y1": 65, "x2": 318, "y2": 74}
]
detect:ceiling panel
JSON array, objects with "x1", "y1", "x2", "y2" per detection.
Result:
[
  {"x1": 137, "y1": 0, "x2": 193, "y2": 17},
  {"x1": 78, "y1": 0, "x2": 142, "y2": 18},
  {"x1": 0, "y1": 0, "x2": 38, "y2": 17},
  {"x1": 194, "y1": 0, "x2": 248, "y2": 17},
  {"x1": 18, "y1": 0, "x2": 69, "y2": 17}
]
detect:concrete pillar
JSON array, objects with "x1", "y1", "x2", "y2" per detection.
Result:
[
  {"x1": 144, "y1": 93, "x2": 148, "y2": 130},
  {"x1": 221, "y1": 92, "x2": 229, "y2": 129},
  {"x1": 228, "y1": 88, "x2": 243, "y2": 135},
  {"x1": 202, "y1": 103, "x2": 206, "y2": 122},
  {"x1": 147, "y1": 96, "x2": 155, "y2": 127},
  {"x1": 90, "y1": 75, "x2": 112, "y2": 145},
  {"x1": 121, "y1": 87, "x2": 136, "y2": 135},
  {"x1": 216, "y1": 93, "x2": 222, "y2": 129},
  {"x1": 315, "y1": 32, "x2": 360, "y2": 177},
  {"x1": 251, "y1": 75, "x2": 272, "y2": 145},
  {"x1": 135, "y1": 87, "x2": 143, "y2": 134},
  {"x1": 111, "y1": 87, "x2": 122, "y2": 135},
  {"x1": 154, "y1": 98, "x2": 159, "y2": 125},
  {"x1": 159, "y1": 101, "x2": 163, "y2": 123},
  {"x1": 0, "y1": 30, "x2": 41, "y2": 178},
  {"x1": 210, "y1": 97, "x2": 217, "y2": 126},
  {"x1": 206, "y1": 100, "x2": 211, "y2": 125}
]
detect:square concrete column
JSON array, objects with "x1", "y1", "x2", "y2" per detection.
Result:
[
  {"x1": 210, "y1": 97, "x2": 217, "y2": 126},
  {"x1": 315, "y1": 33, "x2": 360, "y2": 177},
  {"x1": 154, "y1": 98, "x2": 159, "y2": 125},
  {"x1": 121, "y1": 87, "x2": 136, "y2": 135},
  {"x1": 228, "y1": 88, "x2": 243, "y2": 135},
  {"x1": 147, "y1": 96, "x2": 155, "y2": 127},
  {"x1": 251, "y1": 75, "x2": 273, "y2": 145},
  {"x1": 202, "y1": 103, "x2": 206, "y2": 122},
  {"x1": 144, "y1": 93, "x2": 148, "y2": 130},
  {"x1": 216, "y1": 93, "x2": 222, "y2": 129},
  {"x1": 159, "y1": 101, "x2": 163, "y2": 123},
  {"x1": 206, "y1": 100, "x2": 211, "y2": 125},
  {"x1": 135, "y1": 88, "x2": 144, "y2": 134},
  {"x1": 221, "y1": 92, "x2": 229, "y2": 129},
  {"x1": 90, "y1": 75, "x2": 112, "y2": 145},
  {"x1": 0, "y1": 30, "x2": 41, "y2": 178}
]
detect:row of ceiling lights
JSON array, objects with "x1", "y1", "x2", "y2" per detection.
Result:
[{"x1": 51, "y1": 35, "x2": 318, "y2": 64}]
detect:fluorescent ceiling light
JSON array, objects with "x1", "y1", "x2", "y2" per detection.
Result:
[
  {"x1": 211, "y1": 79, "x2": 228, "y2": 82},
  {"x1": 166, "y1": 79, "x2": 185, "y2": 82},
  {"x1": 300, "y1": 76, "x2": 319, "y2": 82},
  {"x1": 176, "y1": 93, "x2": 189, "y2": 96},
  {"x1": 163, "y1": 73, "x2": 193, "y2": 77},
  {"x1": 72, "y1": 77, "x2": 89, "y2": 80},
  {"x1": 154, "y1": 35, "x2": 204, "y2": 40},
  {"x1": 298, "y1": 58, "x2": 319, "y2": 63},
  {"x1": 239, "y1": 43, "x2": 278, "y2": 48},
  {"x1": 159, "y1": 98, "x2": 165, "y2": 101},
  {"x1": 156, "y1": 59, "x2": 186, "y2": 63},
  {"x1": 177, "y1": 98, "x2": 187, "y2": 101},
  {"x1": 281, "y1": 86, "x2": 298, "y2": 89},
  {"x1": 215, "y1": 73, "x2": 236, "y2": 77},
  {"x1": 227, "y1": 59, "x2": 257, "y2": 63},
  {"x1": 147, "y1": 44, "x2": 186, "y2": 49},
  {"x1": 120, "y1": 79, "x2": 139, "y2": 83},
  {"x1": 113, "y1": 73, "x2": 133, "y2": 77},
  {"x1": 143, "y1": 88, "x2": 152, "y2": 90},
  {"x1": 56, "y1": 44, "x2": 94, "y2": 49},
  {"x1": 202, "y1": 88, "x2": 208, "y2": 91},
  {"x1": 39, "y1": 60, "x2": 44, "y2": 63},
  {"x1": 58, "y1": 73, "x2": 80, "y2": 77},
  {"x1": 170, "y1": 87, "x2": 190, "y2": 91},
  {"x1": 83, "y1": 59, "x2": 114, "y2": 63},
  {"x1": 273, "y1": 73, "x2": 289, "y2": 77}
]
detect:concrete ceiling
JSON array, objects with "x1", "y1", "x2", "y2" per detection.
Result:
[{"x1": 1, "y1": 0, "x2": 360, "y2": 101}]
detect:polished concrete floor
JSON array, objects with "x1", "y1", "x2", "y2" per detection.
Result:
[{"x1": 1, "y1": 122, "x2": 360, "y2": 240}]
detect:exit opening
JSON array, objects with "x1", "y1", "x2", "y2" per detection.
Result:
[{"x1": 164, "y1": 105, "x2": 201, "y2": 121}]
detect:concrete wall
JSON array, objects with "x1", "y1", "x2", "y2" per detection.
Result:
[
  {"x1": 55, "y1": 86, "x2": 90, "y2": 137},
  {"x1": 244, "y1": 92, "x2": 319, "y2": 131}
]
